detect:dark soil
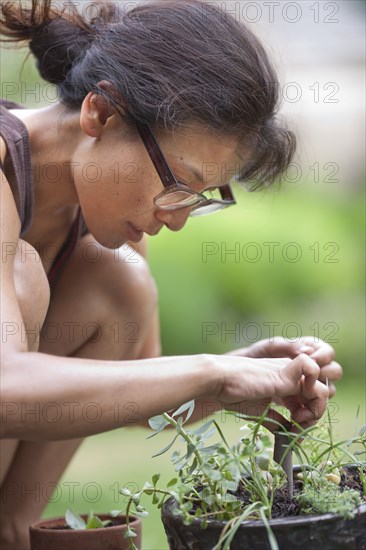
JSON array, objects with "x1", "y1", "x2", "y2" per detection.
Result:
[
  {"x1": 236, "y1": 465, "x2": 365, "y2": 519},
  {"x1": 191, "y1": 465, "x2": 365, "y2": 521},
  {"x1": 339, "y1": 465, "x2": 364, "y2": 492},
  {"x1": 44, "y1": 519, "x2": 125, "y2": 530},
  {"x1": 234, "y1": 478, "x2": 303, "y2": 519}
]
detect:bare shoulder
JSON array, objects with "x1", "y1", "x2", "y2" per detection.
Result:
[
  {"x1": 0, "y1": 135, "x2": 7, "y2": 164},
  {"x1": 0, "y1": 139, "x2": 21, "y2": 243}
]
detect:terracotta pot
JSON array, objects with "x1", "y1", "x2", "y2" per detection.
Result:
[
  {"x1": 161, "y1": 467, "x2": 366, "y2": 550},
  {"x1": 29, "y1": 513, "x2": 142, "y2": 550}
]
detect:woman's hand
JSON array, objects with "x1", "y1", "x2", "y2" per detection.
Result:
[
  {"x1": 212, "y1": 353, "x2": 329, "y2": 431},
  {"x1": 227, "y1": 337, "x2": 342, "y2": 396}
]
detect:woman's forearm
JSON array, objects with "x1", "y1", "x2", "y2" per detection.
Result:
[
  {"x1": 1, "y1": 351, "x2": 330, "y2": 440},
  {"x1": 1, "y1": 352, "x2": 218, "y2": 440}
]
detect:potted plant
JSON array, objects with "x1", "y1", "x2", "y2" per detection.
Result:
[
  {"x1": 116, "y1": 401, "x2": 365, "y2": 550},
  {"x1": 29, "y1": 509, "x2": 142, "y2": 550}
]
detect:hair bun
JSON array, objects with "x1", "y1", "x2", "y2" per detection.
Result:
[
  {"x1": 1, "y1": 0, "x2": 96, "y2": 85},
  {"x1": 29, "y1": 18, "x2": 94, "y2": 84}
]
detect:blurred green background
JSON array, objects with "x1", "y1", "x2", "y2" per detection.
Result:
[{"x1": 1, "y1": 16, "x2": 365, "y2": 548}]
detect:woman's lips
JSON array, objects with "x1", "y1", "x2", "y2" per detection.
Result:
[{"x1": 127, "y1": 222, "x2": 144, "y2": 242}]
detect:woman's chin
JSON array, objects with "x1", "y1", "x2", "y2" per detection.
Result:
[{"x1": 88, "y1": 231, "x2": 128, "y2": 250}]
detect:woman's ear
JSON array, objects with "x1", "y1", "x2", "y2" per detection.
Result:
[
  {"x1": 80, "y1": 80, "x2": 127, "y2": 138},
  {"x1": 80, "y1": 92, "x2": 115, "y2": 139}
]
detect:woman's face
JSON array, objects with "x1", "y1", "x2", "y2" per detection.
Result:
[{"x1": 73, "y1": 113, "x2": 245, "y2": 249}]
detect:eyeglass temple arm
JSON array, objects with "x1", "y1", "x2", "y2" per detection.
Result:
[
  {"x1": 135, "y1": 119, "x2": 235, "y2": 203},
  {"x1": 134, "y1": 120, "x2": 178, "y2": 188}
]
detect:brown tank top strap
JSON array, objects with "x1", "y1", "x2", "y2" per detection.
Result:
[
  {"x1": 0, "y1": 99, "x2": 34, "y2": 235},
  {"x1": 47, "y1": 208, "x2": 88, "y2": 290},
  {"x1": 1, "y1": 100, "x2": 89, "y2": 289}
]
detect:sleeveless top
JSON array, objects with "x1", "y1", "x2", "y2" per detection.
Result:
[{"x1": 0, "y1": 99, "x2": 86, "y2": 288}]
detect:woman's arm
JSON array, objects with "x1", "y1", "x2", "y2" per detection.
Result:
[
  {"x1": 2, "y1": 349, "x2": 328, "y2": 440},
  {"x1": 1, "y1": 166, "x2": 328, "y2": 442}
]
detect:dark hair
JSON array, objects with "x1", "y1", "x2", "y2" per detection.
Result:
[{"x1": 0, "y1": 0, "x2": 296, "y2": 187}]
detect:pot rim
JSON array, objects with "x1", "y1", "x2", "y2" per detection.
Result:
[
  {"x1": 163, "y1": 497, "x2": 366, "y2": 529},
  {"x1": 163, "y1": 463, "x2": 366, "y2": 530},
  {"x1": 29, "y1": 513, "x2": 141, "y2": 533}
]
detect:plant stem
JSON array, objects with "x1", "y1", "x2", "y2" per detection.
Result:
[
  {"x1": 162, "y1": 412, "x2": 204, "y2": 465},
  {"x1": 162, "y1": 412, "x2": 218, "y2": 496}
]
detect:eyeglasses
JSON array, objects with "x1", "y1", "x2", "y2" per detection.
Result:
[{"x1": 134, "y1": 119, "x2": 236, "y2": 216}]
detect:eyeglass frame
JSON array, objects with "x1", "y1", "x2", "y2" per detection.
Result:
[{"x1": 134, "y1": 119, "x2": 237, "y2": 215}]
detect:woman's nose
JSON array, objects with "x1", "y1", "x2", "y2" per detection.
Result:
[{"x1": 155, "y1": 206, "x2": 192, "y2": 231}]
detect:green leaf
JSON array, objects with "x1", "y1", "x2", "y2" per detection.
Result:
[
  {"x1": 133, "y1": 510, "x2": 149, "y2": 518},
  {"x1": 208, "y1": 470, "x2": 222, "y2": 481},
  {"x1": 195, "y1": 507, "x2": 203, "y2": 518},
  {"x1": 192, "y1": 419, "x2": 214, "y2": 436},
  {"x1": 85, "y1": 515, "x2": 104, "y2": 529},
  {"x1": 185, "y1": 442, "x2": 196, "y2": 460},
  {"x1": 222, "y1": 493, "x2": 241, "y2": 503},
  {"x1": 167, "y1": 477, "x2": 178, "y2": 487},
  {"x1": 172, "y1": 400, "x2": 195, "y2": 422},
  {"x1": 183, "y1": 515, "x2": 194, "y2": 526},
  {"x1": 152, "y1": 435, "x2": 179, "y2": 458},
  {"x1": 152, "y1": 473, "x2": 161, "y2": 486},
  {"x1": 201, "y1": 493, "x2": 217, "y2": 505},
  {"x1": 148, "y1": 415, "x2": 169, "y2": 432},
  {"x1": 188, "y1": 457, "x2": 198, "y2": 476},
  {"x1": 200, "y1": 444, "x2": 221, "y2": 455},
  {"x1": 65, "y1": 509, "x2": 86, "y2": 530},
  {"x1": 171, "y1": 451, "x2": 181, "y2": 463},
  {"x1": 124, "y1": 528, "x2": 137, "y2": 539},
  {"x1": 222, "y1": 480, "x2": 239, "y2": 492},
  {"x1": 200, "y1": 427, "x2": 217, "y2": 441},
  {"x1": 259, "y1": 508, "x2": 279, "y2": 550},
  {"x1": 109, "y1": 510, "x2": 122, "y2": 518},
  {"x1": 102, "y1": 519, "x2": 112, "y2": 527},
  {"x1": 256, "y1": 454, "x2": 270, "y2": 471}
]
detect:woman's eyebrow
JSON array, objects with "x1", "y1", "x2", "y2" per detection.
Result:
[{"x1": 183, "y1": 161, "x2": 239, "y2": 187}]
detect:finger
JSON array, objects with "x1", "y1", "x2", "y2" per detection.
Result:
[
  {"x1": 273, "y1": 339, "x2": 301, "y2": 358},
  {"x1": 277, "y1": 354, "x2": 319, "y2": 396},
  {"x1": 281, "y1": 355, "x2": 329, "y2": 423},
  {"x1": 297, "y1": 354, "x2": 321, "y2": 398},
  {"x1": 293, "y1": 380, "x2": 329, "y2": 423},
  {"x1": 269, "y1": 338, "x2": 312, "y2": 359},
  {"x1": 308, "y1": 342, "x2": 336, "y2": 366},
  {"x1": 319, "y1": 362, "x2": 343, "y2": 382},
  {"x1": 299, "y1": 336, "x2": 326, "y2": 348},
  {"x1": 291, "y1": 336, "x2": 322, "y2": 356}
]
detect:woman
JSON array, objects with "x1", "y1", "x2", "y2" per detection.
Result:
[{"x1": 0, "y1": 0, "x2": 342, "y2": 548}]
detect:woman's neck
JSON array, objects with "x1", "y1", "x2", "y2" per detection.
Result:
[{"x1": 10, "y1": 102, "x2": 82, "y2": 214}]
